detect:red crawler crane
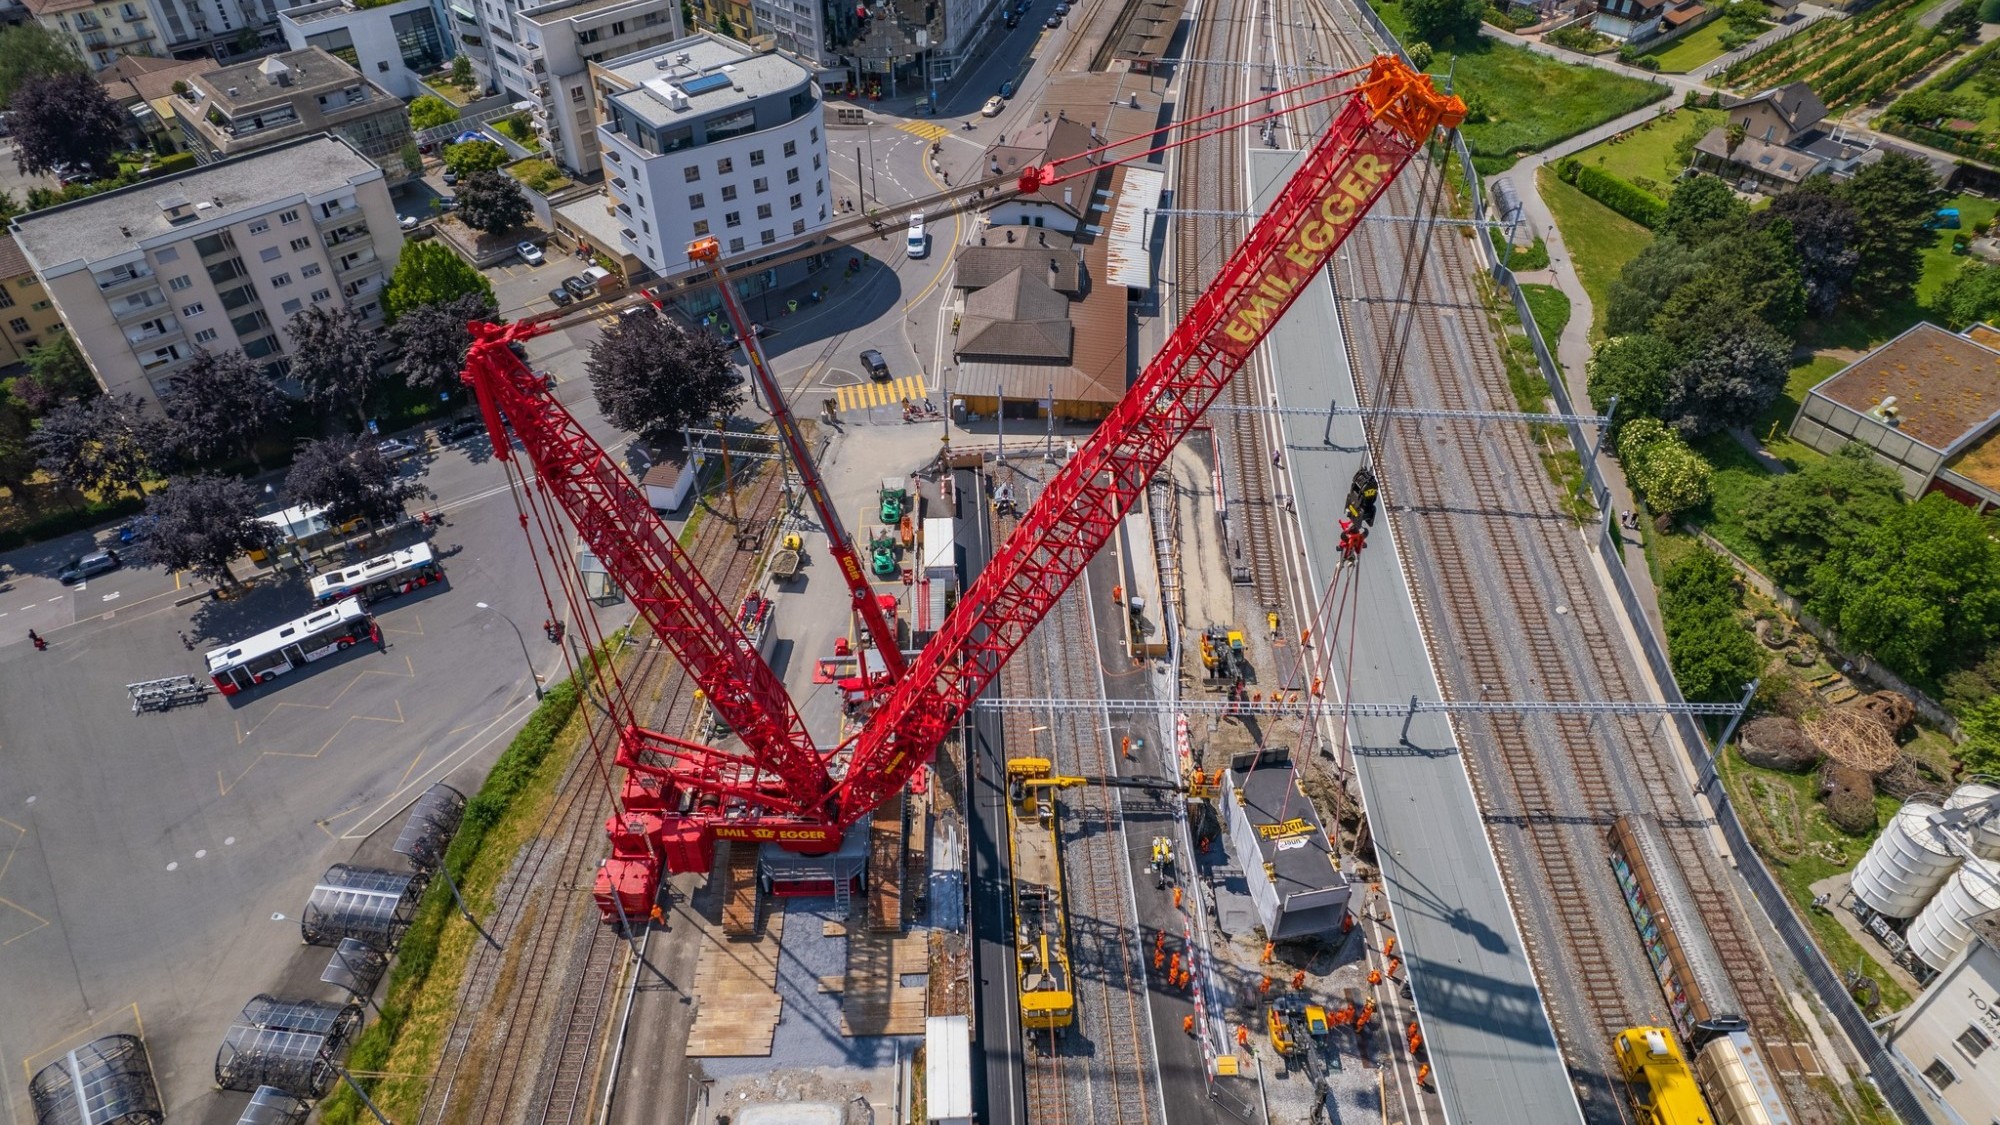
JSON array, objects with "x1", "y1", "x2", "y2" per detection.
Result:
[{"x1": 458, "y1": 56, "x2": 1463, "y2": 918}]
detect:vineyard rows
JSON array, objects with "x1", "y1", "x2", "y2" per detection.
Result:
[{"x1": 1723, "y1": 0, "x2": 1965, "y2": 112}]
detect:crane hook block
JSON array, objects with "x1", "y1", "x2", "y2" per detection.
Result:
[{"x1": 1017, "y1": 164, "x2": 1056, "y2": 194}]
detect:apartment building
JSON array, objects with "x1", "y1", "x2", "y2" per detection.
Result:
[
  {"x1": 179, "y1": 49, "x2": 414, "y2": 179},
  {"x1": 592, "y1": 33, "x2": 829, "y2": 282},
  {"x1": 11, "y1": 134, "x2": 403, "y2": 406},
  {"x1": 24, "y1": 0, "x2": 168, "y2": 70},
  {"x1": 279, "y1": 0, "x2": 455, "y2": 100},
  {"x1": 518, "y1": 0, "x2": 682, "y2": 175},
  {"x1": 0, "y1": 234, "x2": 68, "y2": 370}
]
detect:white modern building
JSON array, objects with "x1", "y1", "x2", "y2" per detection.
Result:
[
  {"x1": 10, "y1": 134, "x2": 403, "y2": 407},
  {"x1": 593, "y1": 33, "x2": 830, "y2": 284},
  {"x1": 519, "y1": 0, "x2": 683, "y2": 175},
  {"x1": 279, "y1": 0, "x2": 456, "y2": 100},
  {"x1": 1887, "y1": 912, "x2": 2000, "y2": 1125}
]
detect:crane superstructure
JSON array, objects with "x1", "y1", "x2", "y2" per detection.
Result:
[{"x1": 457, "y1": 56, "x2": 1463, "y2": 916}]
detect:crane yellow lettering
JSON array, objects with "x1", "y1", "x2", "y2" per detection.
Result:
[
  {"x1": 1256, "y1": 817, "x2": 1313, "y2": 839},
  {"x1": 1225, "y1": 152, "x2": 1393, "y2": 346}
]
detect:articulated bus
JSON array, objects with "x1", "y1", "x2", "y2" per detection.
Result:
[
  {"x1": 206, "y1": 600, "x2": 374, "y2": 694},
  {"x1": 309, "y1": 543, "x2": 445, "y2": 607}
]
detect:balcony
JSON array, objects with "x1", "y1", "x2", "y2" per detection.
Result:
[
  {"x1": 94, "y1": 266, "x2": 155, "y2": 293},
  {"x1": 110, "y1": 289, "x2": 168, "y2": 322},
  {"x1": 314, "y1": 201, "x2": 360, "y2": 226},
  {"x1": 335, "y1": 250, "x2": 378, "y2": 275},
  {"x1": 124, "y1": 318, "x2": 181, "y2": 346},
  {"x1": 323, "y1": 222, "x2": 370, "y2": 248}
]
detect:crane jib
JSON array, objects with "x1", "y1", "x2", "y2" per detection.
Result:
[{"x1": 1217, "y1": 132, "x2": 1404, "y2": 357}]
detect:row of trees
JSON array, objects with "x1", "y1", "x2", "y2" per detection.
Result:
[{"x1": 0, "y1": 23, "x2": 126, "y2": 180}]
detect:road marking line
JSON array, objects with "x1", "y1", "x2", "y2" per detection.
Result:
[{"x1": 897, "y1": 121, "x2": 950, "y2": 142}]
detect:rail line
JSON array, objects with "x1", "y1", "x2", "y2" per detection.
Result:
[
  {"x1": 1298, "y1": 2, "x2": 1828, "y2": 1119},
  {"x1": 417, "y1": 463, "x2": 786, "y2": 1125},
  {"x1": 1176, "y1": 0, "x2": 1284, "y2": 612}
]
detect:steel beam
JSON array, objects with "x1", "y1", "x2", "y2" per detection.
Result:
[{"x1": 975, "y1": 697, "x2": 1743, "y2": 718}]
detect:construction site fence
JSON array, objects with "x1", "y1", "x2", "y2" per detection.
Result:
[{"x1": 1339, "y1": 0, "x2": 1931, "y2": 1117}]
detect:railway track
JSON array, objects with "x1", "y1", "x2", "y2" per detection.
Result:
[
  {"x1": 1287, "y1": 3, "x2": 1828, "y2": 1119},
  {"x1": 1176, "y1": 0, "x2": 1285, "y2": 612},
  {"x1": 417, "y1": 463, "x2": 787, "y2": 1125}
]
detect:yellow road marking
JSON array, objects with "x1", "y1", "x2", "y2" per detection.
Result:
[
  {"x1": 834, "y1": 374, "x2": 928, "y2": 412},
  {"x1": 897, "y1": 121, "x2": 950, "y2": 141}
]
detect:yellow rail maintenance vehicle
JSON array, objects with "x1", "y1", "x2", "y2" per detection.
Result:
[
  {"x1": 1006, "y1": 757, "x2": 1080, "y2": 1033},
  {"x1": 1615, "y1": 1026, "x2": 1716, "y2": 1125}
]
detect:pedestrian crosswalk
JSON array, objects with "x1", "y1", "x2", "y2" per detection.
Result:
[
  {"x1": 897, "y1": 121, "x2": 950, "y2": 142},
  {"x1": 834, "y1": 374, "x2": 928, "y2": 413}
]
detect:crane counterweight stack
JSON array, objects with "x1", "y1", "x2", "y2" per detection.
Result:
[{"x1": 457, "y1": 56, "x2": 1462, "y2": 919}]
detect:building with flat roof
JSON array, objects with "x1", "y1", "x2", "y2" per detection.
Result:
[
  {"x1": 592, "y1": 32, "x2": 830, "y2": 282},
  {"x1": 24, "y1": 0, "x2": 168, "y2": 70},
  {"x1": 1790, "y1": 322, "x2": 2000, "y2": 510},
  {"x1": 519, "y1": 0, "x2": 683, "y2": 175},
  {"x1": 0, "y1": 233, "x2": 68, "y2": 371},
  {"x1": 1886, "y1": 912, "x2": 2000, "y2": 1125},
  {"x1": 1218, "y1": 747, "x2": 1352, "y2": 940},
  {"x1": 96, "y1": 54, "x2": 212, "y2": 154},
  {"x1": 279, "y1": 0, "x2": 456, "y2": 100},
  {"x1": 10, "y1": 134, "x2": 403, "y2": 406},
  {"x1": 179, "y1": 49, "x2": 415, "y2": 181}
]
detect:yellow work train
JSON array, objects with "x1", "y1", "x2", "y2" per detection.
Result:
[
  {"x1": 1616, "y1": 1027, "x2": 1715, "y2": 1125},
  {"x1": 1006, "y1": 758, "x2": 1076, "y2": 1032}
]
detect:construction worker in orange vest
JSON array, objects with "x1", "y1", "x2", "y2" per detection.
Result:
[
  {"x1": 1236, "y1": 1024, "x2": 1250, "y2": 1047},
  {"x1": 1259, "y1": 976, "x2": 1273, "y2": 996},
  {"x1": 1291, "y1": 969, "x2": 1307, "y2": 991},
  {"x1": 1184, "y1": 1014, "x2": 1195, "y2": 1035},
  {"x1": 1417, "y1": 1063, "x2": 1431, "y2": 1087},
  {"x1": 1112, "y1": 583, "x2": 1124, "y2": 605},
  {"x1": 1384, "y1": 935, "x2": 1397, "y2": 956}
]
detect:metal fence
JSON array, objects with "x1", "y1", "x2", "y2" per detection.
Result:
[{"x1": 1339, "y1": 0, "x2": 1932, "y2": 1116}]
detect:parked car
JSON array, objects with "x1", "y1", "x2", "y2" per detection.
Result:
[
  {"x1": 57, "y1": 550, "x2": 119, "y2": 584},
  {"x1": 1055, "y1": 2, "x2": 1069, "y2": 13},
  {"x1": 437, "y1": 418, "x2": 486, "y2": 442},
  {"x1": 983, "y1": 95, "x2": 1006, "y2": 117},
  {"x1": 399, "y1": 214, "x2": 420, "y2": 230},
  {"x1": 1045, "y1": 14, "x2": 1062, "y2": 27},
  {"x1": 518, "y1": 241, "x2": 545, "y2": 266},
  {"x1": 549, "y1": 286, "x2": 574, "y2": 307},
  {"x1": 860, "y1": 348, "x2": 891, "y2": 380},
  {"x1": 442, "y1": 168, "x2": 459, "y2": 186},
  {"x1": 1004, "y1": 14, "x2": 1018, "y2": 27},
  {"x1": 562, "y1": 274, "x2": 593, "y2": 297},
  {"x1": 377, "y1": 437, "x2": 422, "y2": 460},
  {"x1": 999, "y1": 79, "x2": 1017, "y2": 98}
]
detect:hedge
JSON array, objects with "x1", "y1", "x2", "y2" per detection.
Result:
[
  {"x1": 0, "y1": 496, "x2": 147, "y2": 552},
  {"x1": 319, "y1": 662, "x2": 595, "y2": 1125},
  {"x1": 1556, "y1": 158, "x2": 1665, "y2": 229}
]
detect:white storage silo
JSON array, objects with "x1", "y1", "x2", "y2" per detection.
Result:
[
  {"x1": 1849, "y1": 802, "x2": 1961, "y2": 918},
  {"x1": 1944, "y1": 782, "x2": 2000, "y2": 861},
  {"x1": 1907, "y1": 856, "x2": 2000, "y2": 974}
]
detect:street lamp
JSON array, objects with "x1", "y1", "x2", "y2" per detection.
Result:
[{"x1": 476, "y1": 602, "x2": 544, "y2": 700}]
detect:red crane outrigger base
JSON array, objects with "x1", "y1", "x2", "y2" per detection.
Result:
[{"x1": 456, "y1": 56, "x2": 1462, "y2": 921}]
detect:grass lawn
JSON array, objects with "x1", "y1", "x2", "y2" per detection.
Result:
[
  {"x1": 1756, "y1": 353, "x2": 1847, "y2": 444},
  {"x1": 1569, "y1": 108, "x2": 1722, "y2": 199},
  {"x1": 1918, "y1": 193, "x2": 2000, "y2": 305},
  {"x1": 1537, "y1": 167, "x2": 1654, "y2": 338},
  {"x1": 1521, "y1": 283, "x2": 1571, "y2": 353},
  {"x1": 1645, "y1": 18, "x2": 1764, "y2": 73},
  {"x1": 1691, "y1": 431, "x2": 1777, "y2": 565},
  {"x1": 1800, "y1": 191, "x2": 2000, "y2": 352},
  {"x1": 1370, "y1": 1, "x2": 1671, "y2": 171},
  {"x1": 1717, "y1": 745, "x2": 1914, "y2": 1013}
]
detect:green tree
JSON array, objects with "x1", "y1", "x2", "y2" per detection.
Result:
[
  {"x1": 1809, "y1": 493, "x2": 2000, "y2": 681},
  {"x1": 450, "y1": 54, "x2": 474, "y2": 89},
  {"x1": 11, "y1": 335, "x2": 98, "y2": 414},
  {"x1": 10, "y1": 72, "x2": 125, "y2": 178},
  {"x1": 1981, "y1": 0, "x2": 2000, "y2": 23},
  {"x1": 1657, "y1": 223, "x2": 1804, "y2": 340},
  {"x1": 1937, "y1": 261, "x2": 2000, "y2": 328},
  {"x1": 1836, "y1": 151, "x2": 1944, "y2": 314},
  {"x1": 1617, "y1": 417, "x2": 1713, "y2": 516},
  {"x1": 1753, "y1": 182, "x2": 1861, "y2": 317},
  {"x1": 1408, "y1": 41, "x2": 1434, "y2": 70},
  {"x1": 409, "y1": 95, "x2": 459, "y2": 131},
  {"x1": 1660, "y1": 548, "x2": 1762, "y2": 702},
  {"x1": 1604, "y1": 238, "x2": 1703, "y2": 337},
  {"x1": 234, "y1": 28, "x2": 260, "y2": 54},
  {"x1": 443, "y1": 139, "x2": 508, "y2": 177},
  {"x1": 1741, "y1": 444, "x2": 1905, "y2": 593},
  {"x1": 383, "y1": 240, "x2": 496, "y2": 323},
  {"x1": 0, "y1": 397, "x2": 36, "y2": 504},
  {"x1": 1955, "y1": 695, "x2": 2000, "y2": 774},
  {"x1": 284, "y1": 304, "x2": 382, "y2": 424},
  {"x1": 456, "y1": 169, "x2": 529, "y2": 233},
  {"x1": 0, "y1": 22, "x2": 82, "y2": 108},
  {"x1": 1659, "y1": 314, "x2": 1792, "y2": 435},
  {"x1": 128, "y1": 474, "x2": 267, "y2": 589},
  {"x1": 1404, "y1": 0, "x2": 1486, "y2": 45},
  {"x1": 400, "y1": 141, "x2": 423, "y2": 177},
  {"x1": 1940, "y1": 0, "x2": 1982, "y2": 38},
  {"x1": 1587, "y1": 333, "x2": 1679, "y2": 424},
  {"x1": 588, "y1": 315, "x2": 744, "y2": 436},
  {"x1": 717, "y1": 11, "x2": 737, "y2": 36},
  {"x1": 1662, "y1": 175, "x2": 1747, "y2": 244}
]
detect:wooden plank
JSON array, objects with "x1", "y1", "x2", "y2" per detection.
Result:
[
  {"x1": 822, "y1": 919, "x2": 847, "y2": 937},
  {"x1": 687, "y1": 907, "x2": 785, "y2": 1056},
  {"x1": 722, "y1": 843, "x2": 760, "y2": 937}
]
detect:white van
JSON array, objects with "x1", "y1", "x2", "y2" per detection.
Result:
[
  {"x1": 579, "y1": 264, "x2": 613, "y2": 290},
  {"x1": 906, "y1": 212, "x2": 927, "y2": 259}
]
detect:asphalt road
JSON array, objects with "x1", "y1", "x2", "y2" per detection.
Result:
[{"x1": 0, "y1": 328, "x2": 640, "y2": 1122}]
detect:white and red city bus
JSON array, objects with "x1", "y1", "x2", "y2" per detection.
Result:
[
  {"x1": 309, "y1": 542, "x2": 445, "y2": 607},
  {"x1": 205, "y1": 600, "x2": 373, "y2": 694}
]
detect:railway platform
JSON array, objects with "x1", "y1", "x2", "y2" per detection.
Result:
[{"x1": 1250, "y1": 149, "x2": 1585, "y2": 1125}]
